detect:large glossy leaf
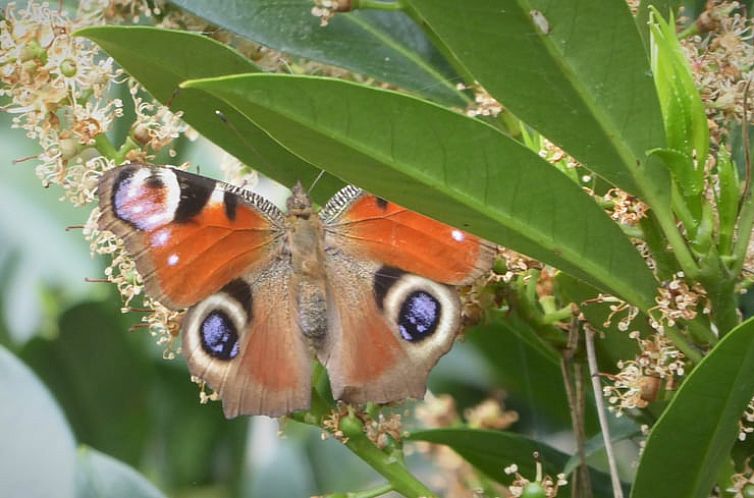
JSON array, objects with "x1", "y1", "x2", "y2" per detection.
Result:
[
  {"x1": 468, "y1": 316, "x2": 573, "y2": 431},
  {"x1": 20, "y1": 301, "x2": 153, "y2": 466},
  {"x1": 183, "y1": 74, "x2": 658, "y2": 309},
  {"x1": 76, "y1": 447, "x2": 167, "y2": 498},
  {"x1": 168, "y1": 0, "x2": 467, "y2": 107},
  {"x1": 76, "y1": 26, "x2": 343, "y2": 203},
  {"x1": 0, "y1": 345, "x2": 76, "y2": 498},
  {"x1": 402, "y1": 0, "x2": 670, "y2": 209},
  {"x1": 408, "y1": 428, "x2": 622, "y2": 498},
  {"x1": 632, "y1": 317, "x2": 754, "y2": 498}
]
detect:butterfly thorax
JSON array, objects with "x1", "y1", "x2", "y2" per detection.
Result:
[{"x1": 286, "y1": 185, "x2": 329, "y2": 341}]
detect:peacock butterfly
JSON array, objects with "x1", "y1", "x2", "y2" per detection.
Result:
[{"x1": 97, "y1": 163, "x2": 494, "y2": 418}]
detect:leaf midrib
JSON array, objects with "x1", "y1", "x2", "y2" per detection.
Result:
[
  {"x1": 194, "y1": 75, "x2": 654, "y2": 307},
  {"x1": 514, "y1": 0, "x2": 658, "y2": 197},
  {"x1": 343, "y1": 14, "x2": 470, "y2": 104}
]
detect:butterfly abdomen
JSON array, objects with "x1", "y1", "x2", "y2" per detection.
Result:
[{"x1": 288, "y1": 202, "x2": 329, "y2": 341}]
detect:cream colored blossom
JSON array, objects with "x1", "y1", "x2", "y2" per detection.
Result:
[
  {"x1": 505, "y1": 454, "x2": 568, "y2": 498},
  {"x1": 651, "y1": 272, "x2": 710, "y2": 329},
  {"x1": 603, "y1": 331, "x2": 686, "y2": 416}
]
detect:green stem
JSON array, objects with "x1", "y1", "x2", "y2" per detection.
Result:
[
  {"x1": 663, "y1": 325, "x2": 702, "y2": 363},
  {"x1": 343, "y1": 436, "x2": 435, "y2": 497},
  {"x1": 677, "y1": 20, "x2": 700, "y2": 40},
  {"x1": 732, "y1": 193, "x2": 754, "y2": 277},
  {"x1": 542, "y1": 308, "x2": 574, "y2": 324},
  {"x1": 348, "y1": 484, "x2": 395, "y2": 498},
  {"x1": 654, "y1": 205, "x2": 701, "y2": 279},
  {"x1": 93, "y1": 133, "x2": 119, "y2": 161},
  {"x1": 684, "y1": 316, "x2": 717, "y2": 346},
  {"x1": 115, "y1": 137, "x2": 141, "y2": 164},
  {"x1": 617, "y1": 223, "x2": 643, "y2": 240},
  {"x1": 353, "y1": 0, "x2": 402, "y2": 11}
]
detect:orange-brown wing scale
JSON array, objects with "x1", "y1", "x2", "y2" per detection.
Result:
[
  {"x1": 321, "y1": 187, "x2": 494, "y2": 285},
  {"x1": 182, "y1": 263, "x2": 312, "y2": 417},
  {"x1": 98, "y1": 164, "x2": 284, "y2": 309},
  {"x1": 319, "y1": 186, "x2": 486, "y2": 404},
  {"x1": 320, "y1": 255, "x2": 459, "y2": 404}
]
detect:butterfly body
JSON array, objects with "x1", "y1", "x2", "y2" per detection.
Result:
[{"x1": 98, "y1": 164, "x2": 494, "y2": 418}]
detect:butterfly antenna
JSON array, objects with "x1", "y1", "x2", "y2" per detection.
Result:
[
  {"x1": 308, "y1": 169, "x2": 327, "y2": 195},
  {"x1": 214, "y1": 110, "x2": 267, "y2": 167},
  {"x1": 166, "y1": 87, "x2": 181, "y2": 109}
]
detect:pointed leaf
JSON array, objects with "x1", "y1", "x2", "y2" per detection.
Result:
[
  {"x1": 76, "y1": 26, "x2": 343, "y2": 202},
  {"x1": 76, "y1": 447, "x2": 167, "y2": 498},
  {"x1": 402, "y1": 0, "x2": 670, "y2": 208},
  {"x1": 183, "y1": 73, "x2": 658, "y2": 309},
  {"x1": 408, "y1": 428, "x2": 623, "y2": 498},
  {"x1": 168, "y1": 0, "x2": 467, "y2": 107},
  {"x1": 632, "y1": 317, "x2": 754, "y2": 498},
  {"x1": 0, "y1": 345, "x2": 76, "y2": 498}
]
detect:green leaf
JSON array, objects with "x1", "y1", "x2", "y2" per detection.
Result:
[
  {"x1": 650, "y1": 8, "x2": 710, "y2": 178},
  {"x1": 182, "y1": 73, "x2": 659, "y2": 309},
  {"x1": 468, "y1": 316, "x2": 574, "y2": 430},
  {"x1": 631, "y1": 317, "x2": 754, "y2": 498},
  {"x1": 402, "y1": 0, "x2": 669, "y2": 205},
  {"x1": 717, "y1": 146, "x2": 740, "y2": 255},
  {"x1": 76, "y1": 447, "x2": 167, "y2": 498},
  {"x1": 408, "y1": 428, "x2": 622, "y2": 498},
  {"x1": 75, "y1": 26, "x2": 344, "y2": 202},
  {"x1": 0, "y1": 345, "x2": 76, "y2": 498},
  {"x1": 563, "y1": 416, "x2": 641, "y2": 475},
  {"x1": 20, "y1": 301, "x2": 154, "y2": 466},
  {"x1": 168, "y1": 0, "x2": 467, "y2": 107},
  {"x1": 635, "y1": 1, "x2": 683, "y2": 47}
]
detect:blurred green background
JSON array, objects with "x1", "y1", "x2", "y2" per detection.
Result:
[{"x1": 0, "y1": 101, "x2": 520, "y2": 497}]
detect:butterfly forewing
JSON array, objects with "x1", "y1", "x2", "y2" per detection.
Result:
[
  {"x1": 320, "y1": 186, "x2": 495, "y2": 286},
  {"x1": 97, "y1": 164, "x2": 285, "y2": 309}
]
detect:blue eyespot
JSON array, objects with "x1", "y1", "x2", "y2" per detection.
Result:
[
  {"x1": 398, "y1": 291, "x2": 441, "y2": 342},
  {"x1": 200, "y1": 311, "x2": 239, "y2": 360}
]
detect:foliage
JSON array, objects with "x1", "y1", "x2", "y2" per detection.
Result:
[{"x1": 4, "y1": 1, "x2": 754, "y2": 497}]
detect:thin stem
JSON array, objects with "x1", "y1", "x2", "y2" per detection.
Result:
[
  {"x1": 654, "y1": 207, "x2": 702, "y2": 279},
  {"x1": 343, "y1": 438, "x2": 435, "y2": 498},
  {"x1": 353, "y1": 0, "x2": 402, "y2": 11},
  {"x1": 739, "y1": 77, "x2": 752, "y2": 215},
  {"x1": 663, "y1": 325, "x2": 703, "y2": 363},
  {"x1": 584, "y1": 327, "x2": 624, "y2": 498},
  {"x1": 93, "y1": 133, "x2": 119, "y2": 161},
  {"x1": 677, "y1": 21, "x2": 699, "y2": 40},
  {"x1": 685, "y1": 316, "x2": 717, "y2": 345},
  {"x1": 560, "y1": 321, "x2": 592, "y2": 498},
  {"x1": 348, "y1": 483, "x2": 395, "y2": 498}
]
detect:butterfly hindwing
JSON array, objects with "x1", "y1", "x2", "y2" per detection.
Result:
[
  {"x1": 182, "y1": 261, "x2": 312, "y2": 417},
  {"x1": 319, "y1": 254, "x2": 460, "y2": 404},
  {"x1": 97, "y1": 164, "x2": 285, "y2": 309},
  {"x1": 318, "y1": 186, "x2": 490, "y2": 404}
]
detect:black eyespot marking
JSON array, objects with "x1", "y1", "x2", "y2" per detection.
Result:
[
  {"x1": 224, "y1": 190, "x2": 238, "y2": 221},
  {"x1": 174, "y1": 174, "x2": 213, "y2": 223},
  {"x1": 398, "y1": 291, "x2": 441, "y2": 342},
  {"x1": 145, "y1": 174, "x2": 164, "y2": 189},
  {"x1": 110, "y1": 167, "x2": 136, "y2": 222},
  {"x1": 373, "y1": 266, "x2": 405, "y2": 309},
  {"x1": 200, "y1": 310, "x2": 239, "y2": 360},
  {"x1": 222, "y1": 279, "x2": 252, "y2": 319},
  {"x1": 375, "y1": 197, "x2": 389, "y2": 210}
]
